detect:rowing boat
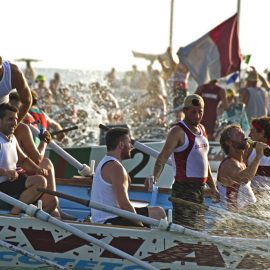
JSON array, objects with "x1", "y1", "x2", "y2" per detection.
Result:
[
  {"x1": 1, "y1": 133, "x2": 269, "y2": 269},
  {"x1": 1, "y1": 191, "x2": 270, "y2": 270}
]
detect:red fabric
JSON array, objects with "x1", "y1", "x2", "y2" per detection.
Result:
[
  {"x1": 209, "y1": 14, "x2": 242, "y2": 77},
  {"x1": 174, "y1": 122, "x2": 208, "y2": 184},
  {"x1": 29, "y1": 110, "x2": 48, "y2": 130},
  {"x1": 178, "y1": 13, "x2": 242, "y2": 85},
  {"x1": 197, "y1": 83, "x2": 224, "y2": 137},
  {"x1": 24, "y1": 113, "x2": 38, "y2": 128}
]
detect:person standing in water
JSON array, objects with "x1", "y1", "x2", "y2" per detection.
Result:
[{"x1": 152, "y1": 94, "x2": 219, "y2": 230}]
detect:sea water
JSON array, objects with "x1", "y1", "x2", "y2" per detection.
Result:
[{"x1": 32, "y1": 67, "x2": 173, "y2": 147}]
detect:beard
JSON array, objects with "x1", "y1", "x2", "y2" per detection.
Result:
[
  {"x1": 121, "y1": 147, "x2": 131, "y2": 160},
  {"x1": 233, "y1": 140, "x2": 248, "y2": 150}
]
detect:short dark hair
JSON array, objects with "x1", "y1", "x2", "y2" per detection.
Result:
[
  {"x1": 0, "y1": 103, "x2": 18, "y2": 119},
  {"x1": 220, "y1": 124, "x2": 241, "y2": 154},
  {"x1": 105, "y1": 128, "x2": 130, "y2": 151}
]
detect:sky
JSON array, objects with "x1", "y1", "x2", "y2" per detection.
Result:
[{"x1": 2, "y1": 0, "x2": 270, "y2": 73}]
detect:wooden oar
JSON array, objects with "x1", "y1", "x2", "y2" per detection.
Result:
[
  {"x1": 99, "y1": 124, "x2": 173, "y2": 166},
  {"x1": 0, "y1": 192, "x2": 158, "y2": 270},
  {"x1": 37, "y1": 188, "x2": 270, "y2": 256},
  {"x1": 0, "y1": 239, "x2": 67, "y2": 270},
  {"x1": 51, "y1": 125, "x2": 78, "y2": 136},
  {"x1": 169, "y1": 196, "x2": 270, "y2": 228},
  {"x1": 29, "y1": 124, "x2": 92, "y2": 176}
]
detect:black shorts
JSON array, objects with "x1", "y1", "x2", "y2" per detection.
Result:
[
  {"x1": 0, "y1": 174, "x2": 28, "y2": 197},
  {"x1": 104, "y1": 206, "x2": 149, "y2": 227}
]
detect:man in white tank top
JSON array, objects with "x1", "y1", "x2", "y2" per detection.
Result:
[
  {"x1": 218, "y1": 124, "x2": 267, "y2": 212},
  {"x1": 91, "y1": 127, "x2": 166, "y2": 226},
  {"x1": 152, "y1": 94, "x2": 219, "y2": 230},
  {"x1": 0, "y1": 56, "x2": 32, "y2": 122},
  {"x1": 0, "y1": 103, "x2": 54, "y2": 215}
]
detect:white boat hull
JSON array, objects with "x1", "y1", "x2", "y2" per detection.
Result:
[{"x1": 0, "y1": 214, "x2": 269, "y2": 269}]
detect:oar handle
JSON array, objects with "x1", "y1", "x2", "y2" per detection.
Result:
[
  {"x1": 37, "y1": 188, "x2": 90, "y2": 207},
  {"x1": 29, "y1": 124, "x2": 92, "y2": 176},
  {"x1": 99, "y1": 124, "x2": 110, "y2": 131},
  {"x1": 51, "y1": 126, "x2": 78, "y2": 136}
]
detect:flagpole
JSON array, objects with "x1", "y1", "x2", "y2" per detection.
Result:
[
  {"x1": 169, "y1": 0, "x2": 174, "y2": 48},
  {"x1": 237, "y1": 0, "x2": 242, "y2": 89}
]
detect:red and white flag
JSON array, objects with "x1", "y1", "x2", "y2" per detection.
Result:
[{"x1": 178, "y1": 14, "x2": 242, "y2": 85}]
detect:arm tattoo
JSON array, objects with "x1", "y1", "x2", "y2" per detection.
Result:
[{"x1": 154, "y1": 159, "x2": 165, "y2": 180}]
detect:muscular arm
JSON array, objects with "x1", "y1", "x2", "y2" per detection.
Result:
[
  {"x1": 102, "y1": 161, "x2": 143, "y2": 226},
  {"x1": 11, "y1": 64, "x2": 32, "y2": 123},
  {"x1": 153, "y1": 126, "x2": 184, "y2": 182},
  {"x1": 14, "y1": 123, "x2": 44, "y2": 164},
  {"x1": 218, "y1": 144, "x2": 265, "y2": 186},
  {"x1": 16, "y1": 142, "x2": 45, "y2": 175}
]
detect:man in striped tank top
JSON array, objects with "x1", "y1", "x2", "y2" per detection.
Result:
[{"x1": 153, "y1": 94, "x2": 219, "y2": 230}]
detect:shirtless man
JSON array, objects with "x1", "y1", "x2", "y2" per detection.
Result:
[
  {"x1": 91, "y1": 127, "x2": 166, "y2": 226},
  {"x1": 0, "y1": 56, "x2": 32, "y2": 122},
  {"x1": 217, "y1": 124, "x2": 267, "y2": 212},
  {"x1": 0, "y1": 103, "x2": 48, "y2": 215},
  {"x1": 152, "y1": 94, "x2": 219, "y2": 230}
]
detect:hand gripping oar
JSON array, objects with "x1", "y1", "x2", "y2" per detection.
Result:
[
  {"x1": 29, "y1": 124, "x2": 91, "y2": 177},
  {"x1": 169, "y1": 196, "x2": 270, "y2": 228},
  {"x1": 99, "y1": 124, "x2": 173, "y2": 166},
  {"x1": 0, "y1": 239, "x2": 67, "y2": 270},
  {"x1": 0, "y1": 192, "x2": 158, "y2": 270},
  {"x1": 37, "y1": 188, "x2": 270, "y2": 256}
]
